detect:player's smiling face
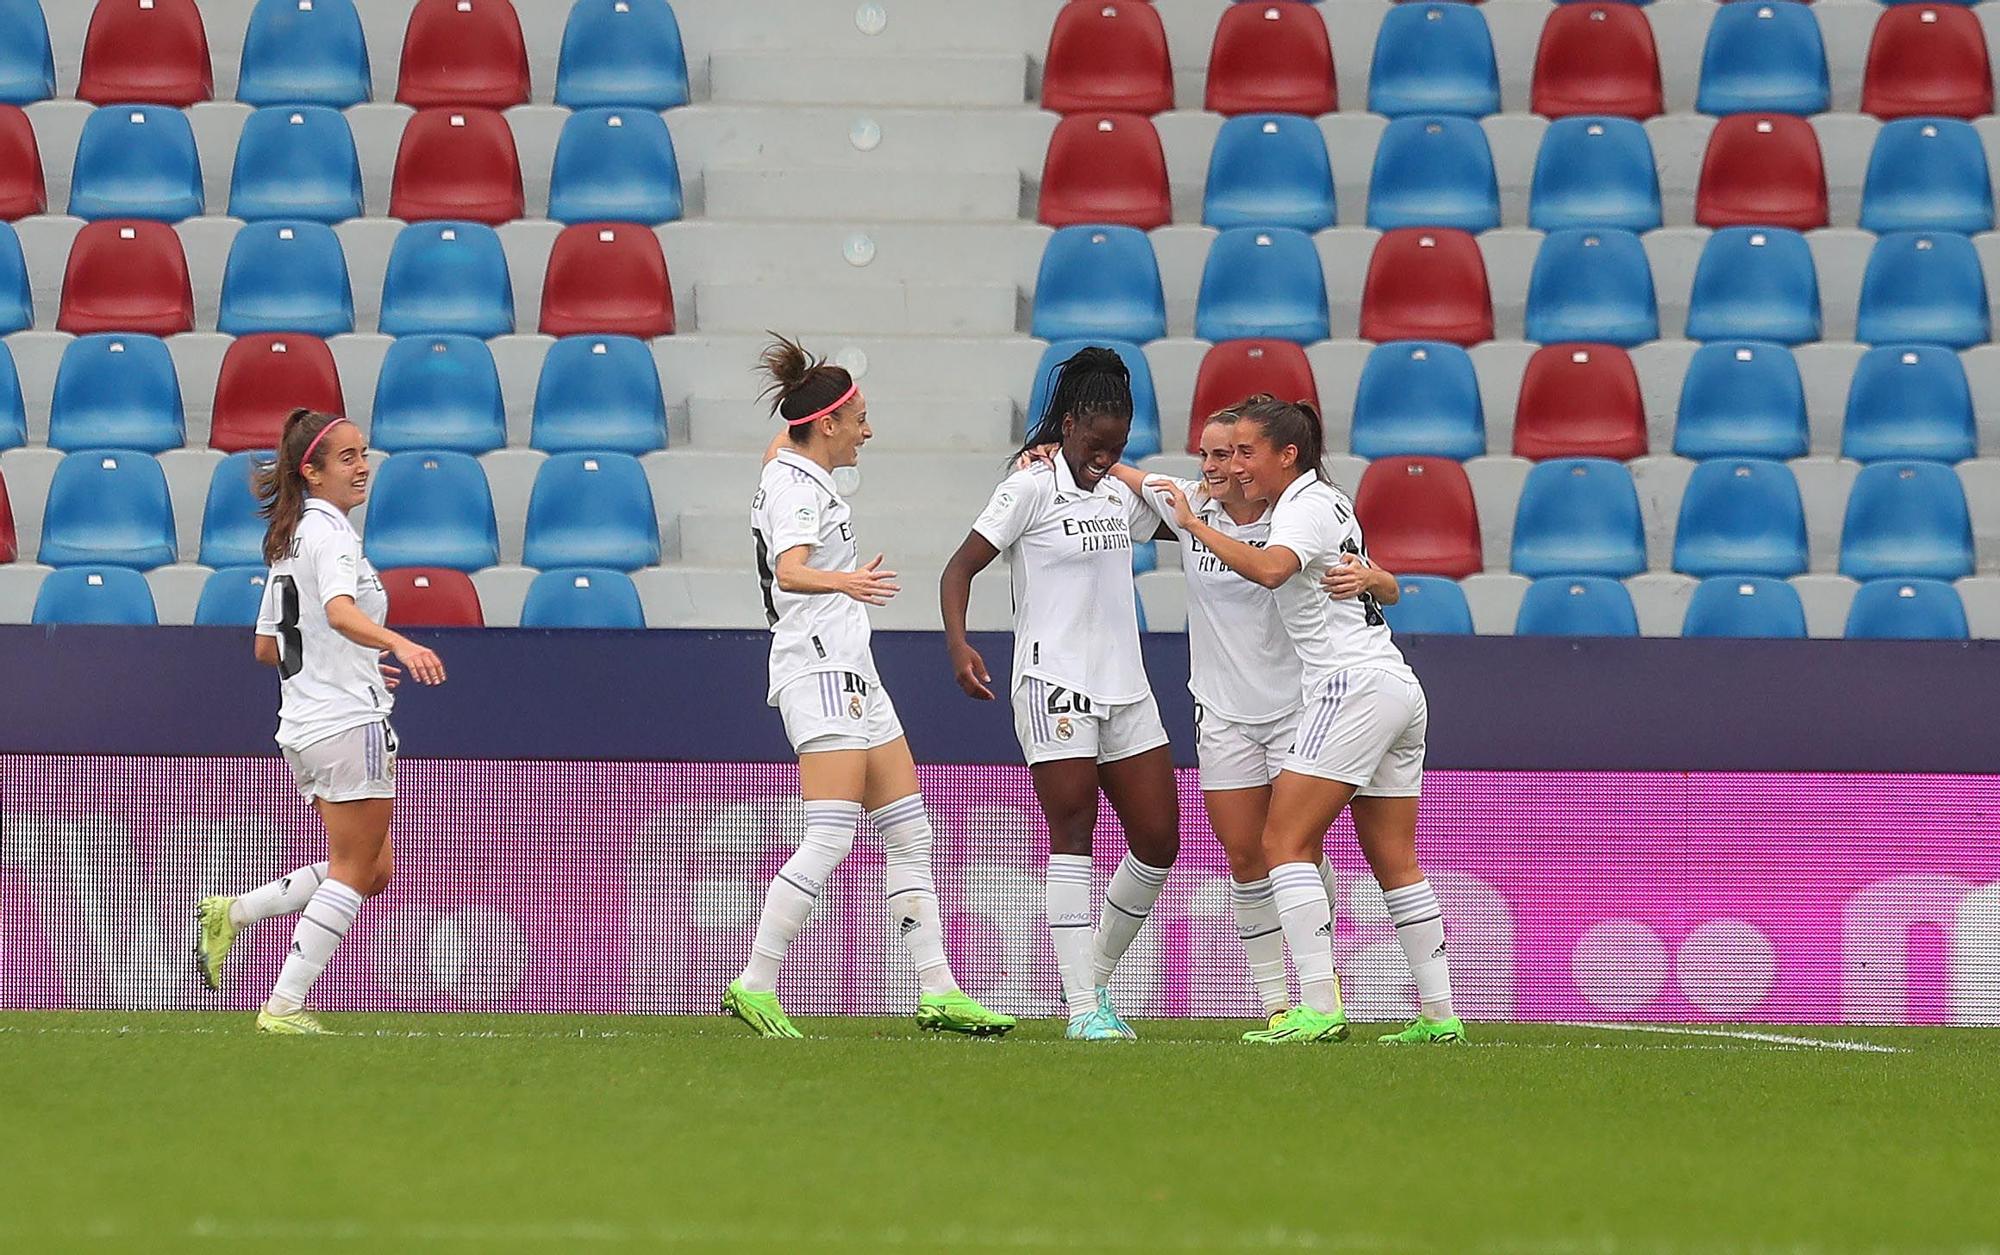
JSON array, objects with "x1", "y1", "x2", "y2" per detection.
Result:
[
  {"x1": 1231, "y1": 424, "x2": 1299, "y2": 501},
  {"x1": 303, "y1": 424, "x2": 370, "y2": 511},
  {"x1": 1197, "y1": 419, "x2": 1242, "y2": 502},
  {"x1": 1060, "y1": 410, "x2": 1129, "y2": 490}
]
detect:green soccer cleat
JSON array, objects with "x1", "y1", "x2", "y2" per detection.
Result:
[
  {"x1": 1378, "y1": 1015, "x2": 1467, "y2": 1045},
  {"x1": 255, "y1": 1008, "x2": 334, "y2": 1035},
  {"x1": 1243, "y1": 1005, "x2": 1350, "y2": 1044},
  {"x1": 723, "y1": 980, "x2": 803, "y2": 1039},
  {"x1": 1096, "y1": 987, "x2": 1137, "y2": 1040},
  {"x1": 193, "y1": 897, "x2": 240, "y2": 991},
  {"x1": 916, "y1": 990, "x2": 1017, "y2": 1037},
  {"x1": 1265, "y1": 1009, "x2": 1290, "y2": 1030},
  {"x1": 1065, "y1": 1008, "x2": 1127, "y2": 1042}
]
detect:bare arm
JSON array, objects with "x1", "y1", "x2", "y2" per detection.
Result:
[
  {"x1": 254, "y1": 635, "x2": 279, "y2": 667},
  {"x1": 940, "y1": 531, "x2": 1001, "y2": 700},
  {"x1": 1323, "y1": 553, "x2": 1401, "y2": 605},
  {"x1": 325, "y1": 597, "x2": 447, "y2": 685},
  {"x1": 774, "y1": 545, "x2": 899, "y2": 604},
  {"x1": 1149, "y1": 479, "x2": 1300, "y2": 590}
]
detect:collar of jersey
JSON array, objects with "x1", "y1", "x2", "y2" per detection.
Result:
[
  {"x1": 773, "y1": 447, "x2": 839, "y2": 495},
  {"x1": 1199, "y1": 489, "x2": 1271, "y2": 526},
  {"x1": 1275, "y1": 472, "x2": 1319, "y2": 510},
  {"x1": 1050, "y1": 452, "x2": 1111, "y2": 502},
  {"x1": 303, "y1": 497, "x2": 351, "y2": 530}
]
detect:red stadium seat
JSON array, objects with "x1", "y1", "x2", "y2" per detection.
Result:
[
  {"x1": 1530, "y1": 4, "x2": 1663, "y2": 121},
  {"x1": 1042, "y1": 0, "x2": 1173, "y2": 116},
  {"x1": 0, "y1": 468, "x2": 16, "y2": 563},
  {"x1": 382, "y1": 567, "x2": 485, "y2": 627},
  {"x1": 1695, "y1": 115, "x2": 1828, "y2": 231},
  {"x1": 77, "y1": 0, "x2": 212, "y2": 107},
  {"x1": 210, "y1": 334, "x2": 345, "y2": 454},
  {"x1": 388, "y1": 109, "x2": 525, "y2": 226},
  {"x1": 1359, "y1": 229, "x2": 1492, "y2": 347},
  {"x1": 1512, "y1": 344, "x2": 1648, "y2": 462},
  {"x1": 539, "y1": 223, "x2": 675, "y2": 337},
  {"x1": 1353, "y1": 456, "x2": 1483, "y2": 579},
  {"x1": 396, "y1": 0, "x2": 530, "y2": 109},
  {"x1": 1186, "y1": 339, "x2": 1319, "y2": 453},
  {"x1": 0, "y1": 106, "x2": 43, "y2": 221},
  {"x1": 57, "y1": 221, "x2": 193, "y2": 336},
  {"x1": 1861, "y1": 6, "x2": 1993, "y2": 121},
  {"x1": 1205, "y1": 2, "x2": 1337, "y2": 117},
  {"x1": 1038, "y1": 113, "x2": 1170, "y2": 229}
]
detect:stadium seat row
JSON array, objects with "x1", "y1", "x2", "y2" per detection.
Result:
[{"x1": 0, "y1": 0, "x2": 688, "y2": 111}]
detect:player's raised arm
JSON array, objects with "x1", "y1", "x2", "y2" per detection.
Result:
[{"x1": 1150, "y1": 477, "x2": 1302, "y2": 589}]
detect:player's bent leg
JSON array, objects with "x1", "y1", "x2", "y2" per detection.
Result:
[
  {"x1": 737, "y1": 750, "x2": 865, "y2": 1006},
  {"x1": 1093, "y1": 742, "x2": 1177, "y2": 1037},
  {"x1": 261, "y1": 795, "x2": 389, "y2": 1029},
  {"x1": 1030, "y1": 757, "x2": 1106, "y2": 1029}
]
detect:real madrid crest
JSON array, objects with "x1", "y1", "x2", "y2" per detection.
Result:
[
  {"x1": 1054, "y1": 716, "x2": 1074, "y2": 741},
  {"x1": 849, "y1": 695, "x2": 864, "y2": 719}
]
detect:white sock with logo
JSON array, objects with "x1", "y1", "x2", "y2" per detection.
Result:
[
  {"x1": 1270, "y1": 862, "x2": 1343, "y2": 1016},
  {"x1": 1383, "y1": 879, "x2": 1454, "y2": 1021},
  {"x1": 1046, "y1": 854, "x2": 1096, "y2": 1019},
  {"x1": 1231, "y1": 877, "x2": 1290, "y2": 1016},
  {"x1": 872, "y1": 793, "x2": 957, "y2": 997},
  {"x1": 1091, "y1": 853, "x2": 1171, "y2": 987},
  {"x1": 265, "y1": 878, "x2": 364, "y2": 1015},
  {"x1": 230, "y1": 862, "x2": 328, "y2": 927},
  {"x1": 739, "y1": 799, "x2": 861, "y2": 993}
]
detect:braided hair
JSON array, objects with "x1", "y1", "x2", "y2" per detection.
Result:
[{"x1": 1013, "y1": 345, "x2": 1133, "y2": 464}]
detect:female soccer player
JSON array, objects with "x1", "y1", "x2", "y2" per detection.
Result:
[
  {"x1": 727, "y1": 335, "x2": 1015, "y2": 1039},
  {"x1": 940, "y1": 347, "x2": 1180, "y2": 1042},
  {"x1": 1149, "y1": 398, "x2": 1465, "y2": 1045},
  {"x1": 194, "y1": 408, "x2": 446, "y2": 1035}
]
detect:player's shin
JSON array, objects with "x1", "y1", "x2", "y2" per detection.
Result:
[
  {"x1": 1231, "y1": 877, "x2": 1290, "y2": 1016},
  {"x1": 1091, "y1": 853, "x2": 1170, "y2": 986},
  {"x1": 264, "y1": 877, "x2": 364, "y2": 1015},
  {"x1": 740, "y1": 799, "x2": 861, "y2": 992},
  {"x1": 1384, "y1": 878, "x2": 1454, "y2": 1022},
  {"x1": 231, "y1": 861, "x2": 329, "y2": 927},
  {"x1": 1270, "y1": 861, "x2": 1344, "y2": 1017},
  {"x1": 1046, "y1": 853, "x2": 1097, "y2": 1019},
  {"x1": 873, "y1": 794, "x2": 956, "y2": 995}
]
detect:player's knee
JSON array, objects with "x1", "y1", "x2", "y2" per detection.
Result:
[
  {"x1": 1046, "y1": 814, "x2": 1094, "y2": 855},
  {"x1": 1131, "y1": 825, "x2": 1178, "y2": 868},
  {"x1": 1222, "y1": 842, "x2": 1265, "y2": 882}
]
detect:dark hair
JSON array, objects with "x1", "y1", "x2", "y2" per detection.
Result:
[
  {"x1": 1237, "y1": 397, "x2": 1327, "y2": 482},
  {"x1": 758, "y1": 333, "x2": 854, "y2": 444},
  {"x1": 256, "y1": 408, "x2": 349, "y2": 564},
  {"x1": 1201, "y1": 391, "x2": 1275, "y2": 431},
  {"x1": 1014, "y1": 345, "x2": 1132, "y2": 462}
]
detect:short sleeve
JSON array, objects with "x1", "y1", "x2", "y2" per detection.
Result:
[
  {"x1": 303, "y1": 522, "x2": 360, "y2": 607},
  {"x1": 253, "y1": 572, "x2": 279, "y2": 637},
  {"x1": 1133, "y1": 475, "x2": 1193, "y2": 540},
  {"x1": 1266, "y1": 488, "x2": 1340, "y2": 570},
  {"x1": 762, "y1": 475, "x2": 823, "y2": 555},
  {"x1": 971, "y1": 471, "x2": 1042, "y2": 551}
]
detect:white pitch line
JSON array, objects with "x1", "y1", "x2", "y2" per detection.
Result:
[{"x1": 1556, "y1": 1022, "x2": 1903, "y2": 1054}]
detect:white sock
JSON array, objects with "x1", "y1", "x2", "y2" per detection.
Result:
[
  {"x1": 1231, "y1": 877, "x2": 1289, "y2": 1016},
  {"x1": 265, "y1": 878, "x2": 364, "y2": 1015},
  {"x1": 229, "y1": 862, "x2": 328, "y2": 927},
  {"x1": 872, "y1": 793, "x2": 957, "y2": 996},
  {"x1": 1091, "y1": 853, "x2": 1171, "y2": 987},
  {"x1": 1384, "y1": 879, "x2": 1454, "y2": 1021},
  {"x1": 1318, "y1": 855, "x2": 1335, "y2": 907},
  {"x1": 739, "y1": 799, "x2": 860, "y2": 993},
  {"x1": 1271, "y1": 861, "x2": 1343, "y2": 1016},
  {"x1": 1046, "y1": 854, "x2": 1096, "y2": 1018}
]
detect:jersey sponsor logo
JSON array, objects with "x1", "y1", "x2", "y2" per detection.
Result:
[{"x1": 1060, "y1": 515, "x2": 1132, "y2": 554}]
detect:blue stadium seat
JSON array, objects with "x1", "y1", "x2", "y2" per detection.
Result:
[
  {"x1": 194, "y1": 566, "x2": 272, "y2": 627},
  {"x1": 549, "y1": 108, "x2": 683, "y2": 226},
  {"x1": 0, "y1": 0, "x2": 55, "y2": 104},
  {"x1": 1697, "y1": 1, "x2": 1828, "y2": 116},
  {"x1": 0, "y1": 337, "x2": 22, "y2": 449},
  {"x1": 1685, "y1": 228, "x2": 1820, "y2": 345},
  {"x1": 555, "y1": 0, "x2": 689, "y2": 110},
  {"x1": 1514, "y1": 576, "x2": 1639, "y2": 637},
  {"x1": 1027, "y1": 340, "x2": 1161, "y2": 461},
  {"x1": 1381, "y1": 574, "x2": 1474, "y2": 635},
  {"x1": 1859, "y1": 119, "x2": 1992, "y2": 235},
  {"x1": 1672, "y1": 459, "x2": 1808, "y2": 578},
  {"x1": 1367, "y1": 115, "x2": 1499, "y2": 233},
  {"x1": 228, "y1": 106, "x2": 364, "y2": 223},
  {"x1": 32, "y1": 566, "x2": 159, "y2": 626},
  {"x1": 218, "y1": 220, "x2": 355, "y2": 336},
  {"x1": 1523, "y1": 228, "x2": 1658, "y2": 347},
  {"x1": 1841, "y1": 345, "x2": 1977, "y2": 465},
  {"x1": 1032, "y1": 226, "x2": 1166, "y2": 343},
  {"x1": 520, "y1": 567, "x2": 647, "y2": 628},
  {"x1": 1203, "y1": 114, "x2": 1335, "y2": 232},
  {"x1": 68, "y1": 105, "x2": 204, "y2": 222},
  {"x1": 1856, "y1": 232, "x2": 1989, "y2": 350},
  {"x1": 1673, "y1": 341, "x2": 1808, "y2": 460},
  {"x1": 47, "y1": 334, "x2": 186, "y2": 454},
  {"x1": 1350, "y1": 341, "x2": 1485, "y2": 461},
  {"x1": 361, "y1": 451, "x2": 499, "y2": 573},
  {"x1": 532, "y1": 336, "x2": 668, "y2": 455},
  {"x1": 237, "y1": 0, "x2": 371, "y2": 108},
  {"x1": 369, "y1": 335, "x2": 506, "y2": 455},
  {"x1": 1845, "y1": 578, "x2": 1969, "y2": 640},
  {"x1": 1681, "y1": 576, "x2": 1808, "y2": 639},
  {"x1": 0, "y1": 219, "x2": 26, "y2": 333},
  {"x1": 521, "y1": 452, "x2": 661, "y2": 572},
  {"x1": 1528, "y1": 117, "x2": 1662, "y2": 234},
  {"x1": 38, "y1": 450, "x2": 177, "y2": 570},
  {"x1": 1840, "y1": 460, "x2": 1974, "y2": 581},
  {"x1": 378, "y1": 221, "x2": 516, "y2": 338},
  {"x1": 198, "y1": 451, "x2": 268, "y2": 569},
  {"x1": 1194, "y1": 227, "x2": 1329, "y2": 345},
  {"x1": 1511, "y1": 458, "x2": 1646, "y2": 578},
  {"x1": 1369, "y1": 3, "x2": 1500, "y2": 118}
]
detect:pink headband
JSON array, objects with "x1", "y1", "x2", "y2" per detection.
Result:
[
  {"x1": 785, "y1": 382, "x2": 857, "y2": 427},
  {"x1": 299, "y1": 416, "x2": 351, "y2": 467}
]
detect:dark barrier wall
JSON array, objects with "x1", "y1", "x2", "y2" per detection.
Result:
[{"x1": 2, "y1": 626, "x2": 1997, "y2": 771}]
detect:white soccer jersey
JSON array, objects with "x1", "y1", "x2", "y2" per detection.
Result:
[
  {"x1": 1263, "y1": 473, "x2": 1414, "y2": 692},
  {"x1": 1148, "y1": 478, "x2": 1302, "y2": 724},
  {"x1": 973, "y1": 455, "x2": 1158, "y2": 706},
  {"x1": 255, "y1": 498, "x2": 393, "y2": 752},
  {"x1": 751, "y1": 448, "x2": 878, "y2": 705}
]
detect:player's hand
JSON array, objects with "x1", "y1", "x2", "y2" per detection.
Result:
[
  {"x1": 392, "y1": 638, "x2": 446, "y2": 686},
  {"x1": 1015, "y1": 442, "x2": 1061, "y2": 471},
  {"x1": 1144, "y1": 477, "x2": 1197, "y2": 529},
  {"x1": 377, "y1": 651, "x2": 403, "y2": 690},
  {"x1": 1323, "y1": 552, "x2": 1372, "y2": 601},
  {"x1": 840, "y1": 554, "x2": 900, "y2": 605},
  {"x1": 951, "y1": 641, "x2": 995, "y2": 701}
]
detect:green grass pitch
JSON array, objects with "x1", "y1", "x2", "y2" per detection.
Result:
[{"x1": 3, "y1": 1013, "x2": 1996, "y2": 1254}]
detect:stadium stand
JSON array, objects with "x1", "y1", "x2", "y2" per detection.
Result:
[
  {"x1": 1511, "y1": 345, "x2": 1647, "y2": 462},
  {"x1": 1204, "y1": 1, "x2": 1335, "y2": 117},
  {"x1": 1528, "y1": 118, "x2": 1661, "y2": 234},
  {"x1": 1366, "y1": 116, "x2": 1499, "y2": 233},
  {"x1": 37, "y1": 449, "x2": 177, "y2": 570},
  {"x1": 0, "y1": 466, "x2": 13, "y2": 562},
  {"x1": 1194, "y1": 227, "x2": 1329, "y2": 344},
  {"x1": 77, "y1": 0, "x2": 212, "y2": 108},
  {"x1": 1858, "y1": 119, "x2": 1992, "y2": 235},
  {"x1": 361, "y1": 451, "x2": 499, "y2": 574},
  {"x1": 1684, "y1": 228, "x2": 1821, "y2": 346},
  {"x1": 0, "y1": 105, "x2": 44, "y2": 219},
  {"x1": 197, "y1": 450, "x2": 267, "y2": 569},
  {"x1": 1682, "y1": 577, "x2": 1809, "y2": 640},
  {"x1": 1854, "y1": 232, "x2": 1990, "y2": 349},
  {"x1": 1696, "y1": 0, "x2": 1829, "y2": 117},
  {"x1": 1352, "y1": 456, "x2": 1483, "y2": 580},
  {"x1": 1524, "y1": 229, "x2": 1659, "y2": 348},
  {"x1": 377, "y1": 221, "x2": 515, "y2": 338},
  {"x1": 521, "y1": 452, "x2": 661, "y2": 572},
  {"x1": 1673, "y1": 343, "x2": 1810, "y2": 462},
  {"x1": 193, "y1": 564, "x2": 268, "y2": 626},
  {"x1": 1844, "y1": 577, "x2": 1970, "y2": 640},
  {"x1": 369, "y1": 334, "x2": 507, "y2": 455},
  {"x1": 32, "y1": 564, "x2": 157, "y2": 625},
  {"x1": 1202, "y1": 114, "x2": 1335, "y2": 232},
  {"x1": 1185, "y1": 339, "x2": 1318, "y2": 453},
  {"x1": 1672, "y1": 459, "x2": 1811, "y2": 580},
  {"x1": 0, "y1": 339, "x2": 22, "y2": 450},
  {"x1": 1359, "y1": 229, "x2": 1492, "y2": 345},
  {"x1": 1515, "y1": 576, "x2": 1640, "y2": 637},
  {"x1": 1349, "y1": 342, "x2": 1485, "y2": 462},
  {"x1": 1840, "y1": 461, "x2": 1975, "y2": 581},
  {"x1": 56, "y1": 220, "x2": 193, "y2": 336},
  {"x1": 1511, "y1": 459, "x2": 1647, "y2": 580},
  {"x1": 381, "y1": 566, "x2": 486, "y2": 627},
  {"x1": 0, "y1": 220, "x2": 26, "y2": 332},
  {"x1": 1368, "y1": 3, "x2": 1499, "y2": 119},
  {"x1": 388, "y1": 108, "x2": 525, "y2": 225},
  {"x1": 520, "y1": 567, "x2": 647, "y2": 629},
  {"x1": 1039, "y1": 113, "x2": 1171, "y2": 230},
  {"x1": 538, "y1": 222, "x2": 675, "y2": 337},
  {"x1": 1530, "y1": 4, "x2": 1662, "y2": 120},
  {"x1": 1840, "y1": 346, "x2": 1978, "y2": 466},
  {"x1": 228, "y1": 106, "x2": 365, "y2": 223},
  {"x1": 548, "y1": 107, "x2": 684, "y2": 226},
  {"x1": 0, "y1": 0, "x2": 54, "y2": 106},
  {"x1": 1694, "y1": 115, "x2": 1827, "y2": 231},
  {"x1": 217, "y1": 221, "x2": 355, "y2": 336},
  {"x1": 1042, "y1": 0, "x2": 1172, "y2": 116},
  {"x1": 1860, "y1": 4, "x2": 1991, "y2": 121},
  {"x1": 1379, "y1": 574, "x2": 1474, "y2": 636},
  {"x1": 209, "y1": 333, "x2": 345, "y2": 453},
  {"x1": 531, "y1": 335, "x2": 669, "y2": 456},
  {"x1": 68, "y1": 105, "x2": 205, "y2": 223},
  {"x1": 235, "y1": 0, "x2": 372, "y2": 109},
  {"x1": 396, "y1": 0, "x2": 530, "y2": 110},
  {"x1": 555, "y1": 0, "x2": 689, "y2": 111},
  {"x1": 1032, "y1": 225, "x2": 1166, "y2": 343},
  {"x1": 47, "y1": 334, "x2": 185, "y2": 454}
]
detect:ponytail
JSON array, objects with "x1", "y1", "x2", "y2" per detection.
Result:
[
  {"x1": 757, "y1": 332, "x2": 854, "y2": 443},
  {"x1": 256, "y1": 408, "x2": 346, "y2": 564},
  {"x1": 1014, "y1": 345, "x2": 1133, "y2": 464},
  {"x1": 1237, "y1": 397, "x2": 1327, "y2": 482}
]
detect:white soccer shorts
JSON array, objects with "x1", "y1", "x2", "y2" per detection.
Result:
[
  {"x1": 1282, "y1": 668, "x2": 1428, "y2": 797},
  {"x1": 1194, "y1": 704, "x2": 1301, "y2": 792},
  {"x1": 284, "y1": 720, "x2": 397, "y2": 803},
  {"x1": 1011, "y1": 678, "x2": 1170, "y2": 766},
  {"x1": 776, "y1": 670, "x2": 905, "y2": 754}
]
